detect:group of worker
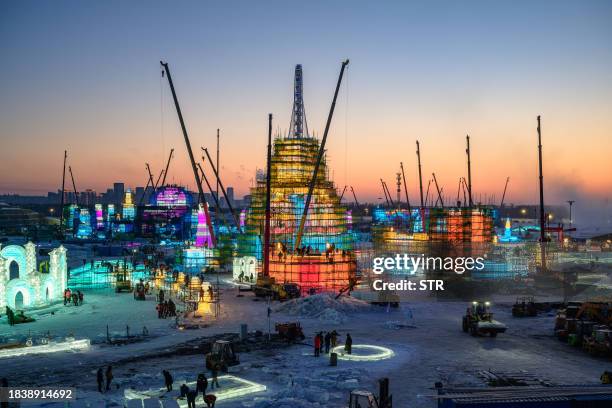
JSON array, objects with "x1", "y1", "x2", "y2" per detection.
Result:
[
  {"x1": 314, "y1": 330, "x2": 352, "y2": 356},
  {"x1": 156, "y1": 299, "x2": 177, "y2": 319},
  {"x1": 63, "y1": 288, "x2": 84, "y2": 306},
  {"x1": 163, "y1": 369, "x2": 219, "y2": 408},
  {"x1": 3, "y1": 306, "x2": 32, "y2": 326},
  {"x1": 96, "y1": 365, "x2": 114, "y2": 393}
]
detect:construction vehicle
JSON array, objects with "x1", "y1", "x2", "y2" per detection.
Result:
[
  {"x1": 205, "y1": 340, "x2": 239, "y2": 372},
  {"x1": 347, "y1": 377, "x2": 392, "y2": 408},
  {"x1": 275, "y1": 322, "x2": 305, "y2": 342},
  {"x1": 512, "y1": 296, "x2": 538, "y2": 317},
  {"x1": 114, "y1": 268, "x2": 133, "y2": 293},
  {"x1": 462, "y1": 301, "x2": 507, "y2": 337},
  {"x1": 252, "y1": 276, "x2": 301, "y2": 301},
  {"x1": 582, "y1": 328, "x2": 612, "y2": 357}
]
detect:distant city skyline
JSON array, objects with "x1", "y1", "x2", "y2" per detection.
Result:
[{"x1": 1, "y1": 1, "x2": 611, "y2": 223}]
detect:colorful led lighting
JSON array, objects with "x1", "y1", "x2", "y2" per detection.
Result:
[{"x1": 330, "y1": 344, "x2": 395, "y2": 361}]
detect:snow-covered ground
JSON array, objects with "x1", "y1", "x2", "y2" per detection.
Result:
[{"x1": 1, "y1": 278, "x2": 610, "y2": 408}]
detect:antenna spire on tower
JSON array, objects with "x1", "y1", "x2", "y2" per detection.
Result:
[{"x1": 288, "y1": 64, "x2": 309, "y2": 138}]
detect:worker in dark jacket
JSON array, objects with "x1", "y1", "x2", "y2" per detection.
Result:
[
  {"x1": 324, "y1": 332, "x2": 331, "y2": 354},
  {"x1": 345, "y1": 333, "x2": 353, "y2": 355},
  {"x1": 105, "y1": 365, "x2": 114, "y2": 391},
  {"x1": 163, "y1": 370, "x2": 173, "y2": 391},
  {"x1": 96, "y1": 368, "x2": 104, "y2": 392},
  {"x1": 186, "y1": 389, "x2": 198, "y2": 408},
  {"x1": 196, "y1": 373, "x2": 208, "y2": 399}
]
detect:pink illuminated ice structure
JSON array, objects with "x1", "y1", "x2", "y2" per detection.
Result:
[{"x1": 195, "y1": 205, "x2": 213, "y2": 248}]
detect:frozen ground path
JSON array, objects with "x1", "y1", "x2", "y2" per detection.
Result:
[{"x1": 1, "y1": 283, "x2": 610, "y2": 407}]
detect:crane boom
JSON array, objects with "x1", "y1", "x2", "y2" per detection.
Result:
[
  {"x1": 59, "y1": 150, "x2": 67, "y2": 234},
  {"x1": 537, "y1": 115, "x2": 546, "y2": 272},
  {"x1": 160, "y1": 61, "x2": 216, "y2": 247},
  {"x1": 400, "y1": 162, "x2": 411, "y2": 212},
  {"x1": 294, "y1": 59, "x2": 349, "y2": 251},
  {"x1": 432, "y1": 172, "x2": 444, "y2": 208},
  {"x1": 161, "y1": 148, "x2": 174, "y2": 187},
  {"x1": 466, "y1": 135, "x2": 473, "y2": 207},
  {"x1": 68, "y1": 165, "x2": 79, "y2": 206},
  {"x1": 500, "y1": 177, "x2": 510, "y2": 207},
  {"x1": 263, "y1": 114, "x2": 273, "y2": 277},
  {"x1": 350, "y1": 186, "x2": 359, "y2": 206},
  {"x1": 202, "y1": 147, "x2": 241, "y2": 231}
]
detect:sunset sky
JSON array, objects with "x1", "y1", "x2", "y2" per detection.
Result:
[{"x1": 1, "y1": 1, "x2": 611, "y2": 213}]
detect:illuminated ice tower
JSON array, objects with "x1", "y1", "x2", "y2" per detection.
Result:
[
  {"x1": 236, "y1": 64, "x2": 356, "y2": 293},
  {"x1": 122, "y1": 189, "x2": 135, "y2": 220}
]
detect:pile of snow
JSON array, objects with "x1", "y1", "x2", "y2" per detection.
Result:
[{"x1": 273, "y1": 294, "x2": 370, "y2": 323}]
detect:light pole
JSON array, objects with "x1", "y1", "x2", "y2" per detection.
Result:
[{"x1": 567, "y1": 200, "x2": 575, "y2": 227}]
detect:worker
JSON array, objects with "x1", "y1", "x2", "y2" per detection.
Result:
[
  {"x1": 324, "y1": 332, "x2": 331, "y2": 354},
  {"x1": 601, "y1": 371, "x2": 612, "y2": 384},
  {"x1": 314, "y1": 333, "x2": 321, "y2": 357},
  {"x1": 210, "y1": 364, "x2": 220, "y2": 389},
  {"x1": 77, "y1": 290, "x2": 84, "y2": 305},
  {"x1": 179, "y1": 383, "x2": 189, "y2": 398},
  {"x1": 163, "y1": 370, "x2": 173, "y2": 391},
  {"x1": 330, "y1": 330, "x2": 338, "y2": 348},
  {"x1": 186, "y1": 389, "x2": 198, "y2": 408},
  {"x1": 345, "y1": 333, "x2": 353, "y2": 355},
  {"x1": 196, "y1": 373, "x2": 208, "y2": 399},
  {"x1": 64, "y1": 288, "x2": 71, "y2": 305},
  {"x1": 159, "y1": 289, "x2": 165, "y2": 303},
  {"x1": 105, "y1": 365, "x2": 114, "y2": 391},
  {"x1": 96, "y1": 368, "x2": 104, "y2": 393},
  {"x1": 318, "y1": 332, "x2": 324, "y2": 355}
]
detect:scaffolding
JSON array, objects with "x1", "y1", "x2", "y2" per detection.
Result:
[{"x1": 237, "y1": 135, "x2": 357, "y2": 293}]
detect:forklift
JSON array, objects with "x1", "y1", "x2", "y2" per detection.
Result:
[
  {"x1": 512, "y1": 296, "x2": 538, "y2": 317},
  {"x1": 462, "y1": 301, "x2": 507, "y2": 337},
  {"x1": 348, "y1": 378, "x2": 392, "y2": 408},
  {"x1": 114, "y1": 267, "x2": 133, "y2": 293},
  {"x1": 205, "y1": 340, "x2": 239, "y2": 372}
]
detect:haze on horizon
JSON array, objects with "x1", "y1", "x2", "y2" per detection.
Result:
[{"x1": 1, "y1": 1, "x2": 611, "y2": 224}]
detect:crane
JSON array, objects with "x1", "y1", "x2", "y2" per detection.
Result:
[
  {"x1": 161, "y1": 148, "x2": 174, "y2": 187},
  {"x1": 350, "y1": 186, "x2": 359, "y2": 206},
  {"x1": 537, "y1": 115, "x2": 546, "y2": 273},
  {"x1": 466, "y1": 135, "x2": 473, "y2": 207},
  {"x1": 59, "y1": 150, "x2": 67, "y2": 234},
  {"x1": 294, "y1": 59, "x2": 349, "y2": 251},
  {"x1": 380, "y1": 179, "x2": 390, "y2": 206},
  {"x1": 68, "y1": 165, "x2": 79, "y2": 206},
  {"x1": 432, "y1": 172, "x2": 444, "y2": 208},
  {"x1": 263, "y1": 114, "x2": 272, "y2": 277},
  {"x1": 500, "y1": 177, "x2": 510, "y2": 207},
  {"x1": 339, "y1": 185, "x2": 347, "y2": 202},
  {"x1": 160, "y1": 61, "x2": 216, "y2": 247},
  {"x1": 202, "y1": 147, "x2": 241, "y2": 231},
  {"x1": 400, "y1": 162, "x2": 411, "y2": 213}
]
